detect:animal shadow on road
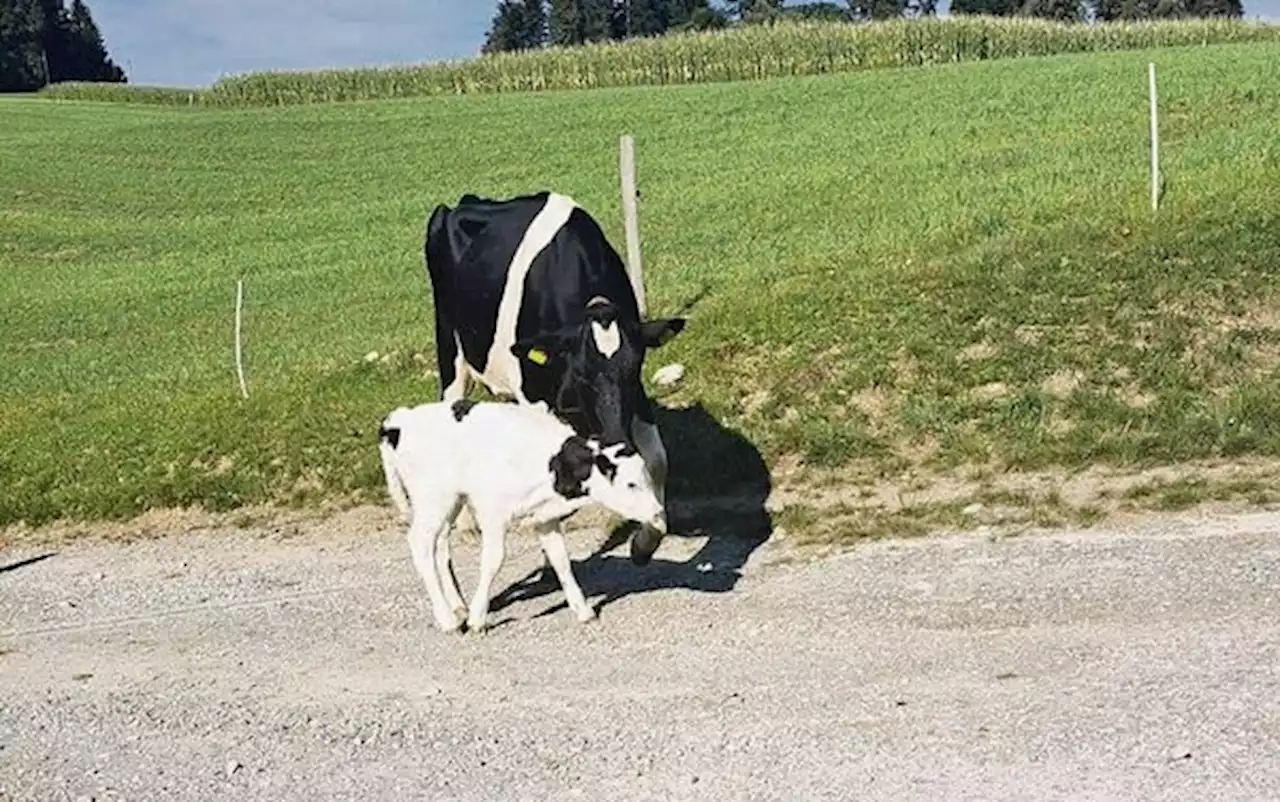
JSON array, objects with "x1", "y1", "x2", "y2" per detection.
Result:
[
  {"x1": 0, "y1": 552, "x2": 57, "y2": 576},
  {"x1": 490, "y1": 401, "x2": 773, "y2": 619}
]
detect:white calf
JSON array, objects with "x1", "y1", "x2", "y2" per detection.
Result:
[{"x1": 377, "y1": 398, "x2": 666, "y2": 633}]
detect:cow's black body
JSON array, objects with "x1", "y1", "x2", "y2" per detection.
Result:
[
  {"x1": 422, "y1": 190, "x2": 685, "y2": 564},
  {"x1": 424, "y1": 191, "x2": 680, "y2": 441}
]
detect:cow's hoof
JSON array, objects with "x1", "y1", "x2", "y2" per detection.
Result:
[
  {"x1": 575, "y1": 606, "x2": 598, "y2": 624},
  {"x1": 466, "y1": 615, "x2": 490, "y2": 634}
]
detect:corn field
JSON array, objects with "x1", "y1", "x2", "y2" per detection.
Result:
[
  {"x1": 38, "y1": 82, "x2": 202, "y2": 105},
  {"x1": 38, "y1": 16, "x2": 1280, "y2": 108}
]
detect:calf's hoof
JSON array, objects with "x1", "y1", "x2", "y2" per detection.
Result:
[{"x1": 575, "y1": 606, "x2": 598, "y2": 624}]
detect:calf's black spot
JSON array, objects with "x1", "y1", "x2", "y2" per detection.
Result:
[
  {"x1": 594, "y1": 454, "x2": 618, "y2": 481},
  {"x1": 379, "y1": 425, "x2": 401, "y2": 449}
]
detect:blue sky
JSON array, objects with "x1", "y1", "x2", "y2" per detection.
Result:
[{"x1": 92, "y1": 0, "x2": 1280, "y2": 88}]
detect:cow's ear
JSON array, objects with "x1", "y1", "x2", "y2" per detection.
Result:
[
  {"x1": 512, "y1": 333, "x2": 567, "y2": 368},
  {"x1": 639, "y1": 317, "x2": 685, "y2": 349}
]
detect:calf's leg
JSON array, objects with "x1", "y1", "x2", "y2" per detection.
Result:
[
  {"x1": 434, "y1": 324, "x2": 482, "y2": 550},
  {"x1": 536, "y1": 520, "x2": 595, "y2": 623},
  {"x1": 406, "y1": 495, "x2": 465, "y2": 632},
  {"x1": 466, "y1": 512, "x2": 508, "y2": 633},
  {"x1": 435, "y1": 524, "x2": 467, "y2": 623}
]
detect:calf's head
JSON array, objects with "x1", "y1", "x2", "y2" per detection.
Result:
[
  {"x1": 511, "y1": 297, "x2": 684, "y2": 444},
  {"x1": 549, "y1": 436, "x2": 666, "y2": 532}
]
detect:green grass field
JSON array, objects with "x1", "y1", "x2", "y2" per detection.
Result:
[{"x1": 3, "y1": 40, "x2": 1279, "y2": 528}]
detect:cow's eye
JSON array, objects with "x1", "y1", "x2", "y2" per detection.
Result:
[{"x1": 627, "y1": 482, "x2": 638, "y2": 490}]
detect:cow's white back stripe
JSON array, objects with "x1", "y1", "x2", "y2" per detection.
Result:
[{"x1": 482, "y1": 193, "x2": 579, "y2": 400}]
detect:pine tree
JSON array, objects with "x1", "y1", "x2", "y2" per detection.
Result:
[
  {"x1": 850, "y1": 0, "x2": 907, "y2": 18},
  {"x1": 521, "y1": 0, "x2": 548, "y2": 46},
  {"x1": 949, "y1": 0, "x2": 1021, "y2": 14},
  {"x1": 1092, "y1": 0, "x2": 1156, "y2": 20},
  {"x1": 37, "y1": 0, "x2": 70, "y2": 82},
  {"x1": 782, "y1": 2, "x2": 854, "y2": 21},
  {"x1": 65, "y1": 0, "x2": 124, "y2": 81},
  {"x1": 665, "y1": 0, "x2": 710, "y2": 26},
  {"x1": 483, "y1": 1, "x2": 522, "y2": 52},
  {"x1": 483, "y1": 0, "x2": 547, "y2": 53},
  {"x1": 609, "y1": 0, "x2": 628, "y2": 39},
  {"x1": 730, "y1": 0, "x2": 784, "y2": 22},
  {"x1": 0, "y1": 0, "x2": 47, "y2": 91},
  {"x1": 627, "y1": 0, "x2": 667, "y2": 36},
  {"x1": 1186, "y1": 0, "x2": 1241, "y2": 15},
  {"x1": 2, "y1": 0, "x2": 126, "y2": 86},
  {"x1": 548, "y1": 0, "x2": 612, "y2": 46},
  {"x1": 1021, "y1": 0, "x2": 1085, "y2": 20},
  {"x1": 1151, "y1": 0, "x2": 1187, "y2": 16}
]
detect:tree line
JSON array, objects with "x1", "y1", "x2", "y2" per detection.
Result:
[
  {"x1": 484, "y1": 0, "x2": 1243, "y2": 50},
  {"x1": 1, "y1": 0, "x2": 124, "y2": 92}
]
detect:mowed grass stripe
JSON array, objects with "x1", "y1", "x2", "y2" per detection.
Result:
[{"x1": 1, "y1": 42, "x2": 1278, "y2": 527}]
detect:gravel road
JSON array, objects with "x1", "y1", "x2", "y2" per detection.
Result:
[{"x1": 3, "y1": 505, "x2": 1280, "y2": 801}]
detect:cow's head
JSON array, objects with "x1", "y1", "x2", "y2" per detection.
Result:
[{"x1": 510, "y1": 296, "x2": 684, "y2": 444}]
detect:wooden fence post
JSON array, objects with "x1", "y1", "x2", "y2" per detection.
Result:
[
  {"x1": 234, "y1": 279, "x2": 249, "y2": 400},
  {"x1": 619, "y1": 134, "x2": 646, "y2": 317},
  {"x1": 1149, "y1": 62, "x2": 1160, "y2": 213}
]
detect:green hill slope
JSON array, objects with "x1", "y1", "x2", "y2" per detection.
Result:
[{"x1": 2, "y1": 42, "x2": 1278, "y2": 528}]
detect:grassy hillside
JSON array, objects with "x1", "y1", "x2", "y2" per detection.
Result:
[
  {"x1": 2, "y1": 41, "x2": 1279, "y2": 528},
  {"x1": 36, "y1": 17, "x2": 1280, "y2": 107}
]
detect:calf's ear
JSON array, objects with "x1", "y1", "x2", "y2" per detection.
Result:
[
  {"x1": 639, "y1": 317, "x2": 685, "y2": 349},
  {"x1": 548, "y1": 436, "x2": 595, "y2": 499}
]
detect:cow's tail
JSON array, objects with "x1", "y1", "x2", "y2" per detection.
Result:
[
  {"x1": 424, "y1": 203, "x2": 451, "y2": 283},
  {"x1": 378, "y1": 410, "x2": 412, "y2": 520}
]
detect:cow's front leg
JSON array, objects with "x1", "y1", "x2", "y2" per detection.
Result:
[{"x1": 629, "y1": 415, "x2": 669, "y2": 566}]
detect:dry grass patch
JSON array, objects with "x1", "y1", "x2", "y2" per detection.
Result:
[
  {"x1": 764, "y1": 456, "x2": 1280, "y2": 547},
  {"x1": 970, "y1": 382, "x2": 1012, "y2": 403},
  {"x1": 1041, "y1": 369, "x2": 1084, "y2": 398},
  {"x1": 958, "y1": 341, "x2": 999, "y2": 363}
]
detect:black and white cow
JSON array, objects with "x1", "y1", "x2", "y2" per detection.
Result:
[{"x1": 423, "y1": 190, "x2": 686, "y2": 565}]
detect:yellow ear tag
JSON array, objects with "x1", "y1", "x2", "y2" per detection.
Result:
[{"x1": 527, "y1": 347, "x2": 548, "y2": 365}]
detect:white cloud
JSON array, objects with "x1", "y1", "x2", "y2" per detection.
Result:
[{"x1": 90, "y1": 0, "x2": 494, "y2": 87}]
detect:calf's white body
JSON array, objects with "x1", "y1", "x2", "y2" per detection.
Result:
[{"x1": 378, "y1": 398, "x2": 665, "y2": 632}]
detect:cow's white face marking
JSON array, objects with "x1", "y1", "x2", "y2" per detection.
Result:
[{"x1": 591, "y1": 320, "x2": 621, "y2": 358}]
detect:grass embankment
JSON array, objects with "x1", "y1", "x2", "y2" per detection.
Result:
[
  {"x1": 35, "y1": 17, "x2": 1280, "y2": 107},
  {"x1": 3, "y1": 41, "x2": 1279, "y2": 531}
]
